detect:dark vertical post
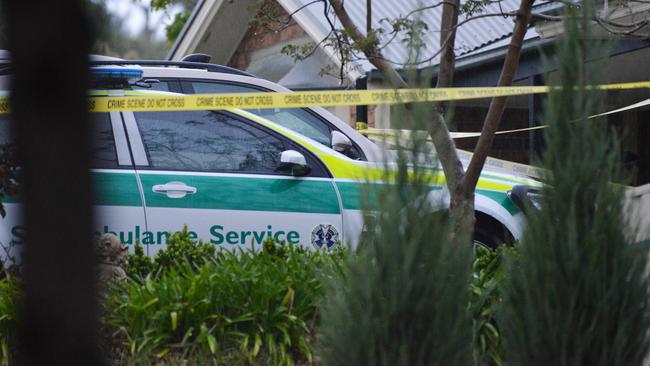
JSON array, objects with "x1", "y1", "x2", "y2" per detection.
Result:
[
  {"x1": 356, "y1": 76, "x2": 368, "y2": 128},
  {"x1": 528, "y1": 74, "x2": 543, "y2": 162},
  {"x1": 3, "y1": 0, "x2": 102, "y2": 365},
  {"x1": 366, "y1": 0, "x2": 372, "y2": 34}
]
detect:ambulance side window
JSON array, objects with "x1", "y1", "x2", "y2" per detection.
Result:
[
  {"x1": 0, "y1": 115, "x2": 12, "y2": 145},
  {"x1": 90, "y1": 113, "x2": 119, "y2": 169},
  {"x1": 186, "y1": 81, "x2": 365, "y2": 160},
  {"x1": 134, "y1": 110, "x2": 328, "y2": 177},
  {"x1": 0, "y1": 114, "x2": 119, "y2": 169}
]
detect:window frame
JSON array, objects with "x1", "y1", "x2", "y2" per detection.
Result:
[
  {"x1": 180, "y1": 79, "x2": 367, "y2": 161},
  {"x1": 129, "y1": 109, "x2": 332, "y2": 178}
]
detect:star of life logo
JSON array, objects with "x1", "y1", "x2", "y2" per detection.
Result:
[{"x1": 311, "y1": 224, "x2": 339, "y2": 249}]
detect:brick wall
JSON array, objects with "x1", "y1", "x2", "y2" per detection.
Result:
[
  {"x1": 228, "y1": 3, "x2": 307, "y2": 71},
  {"x1": 349, "y1": 105, "x2": 378, "y2": 128}
]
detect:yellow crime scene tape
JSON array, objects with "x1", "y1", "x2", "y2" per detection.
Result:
[
  {"x1": 86, "y1": 80, "x2": 650, "y2": 112},
  {"x1": 0, "y1": 80, "x2": 649, "y2": 114},
  {"x1": 355, "y1": 95, "x2": 650, "y2": 178},
  {"x1": 0, "y1": 80, "x2": 646, "y2": 178},
  {"x1": 355, "y1": 127, "x2": 544, "y2": 178},
  {"x1": 357, "y1": 94, "x2": 650, "y2": 140}
]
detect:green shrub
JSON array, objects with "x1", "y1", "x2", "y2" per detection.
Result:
[
  {"x1": 470, "y1": 245, "x2": 517, "y2": 366},
  {"x1": 0, "y1": 277, "x2": 20, "y2": 366},
  {"x1": 318, "y1": 99, "x2": 473, "y2": 366},
  {"x1": 106, "y1": 243, "x2": 343, "y2": 365},
  {"x1": 154, "y1": 226, "x2": 216, "y2": 271},
  {"x1": 128, "y1": 226, "x2": 217, "y2": 278},
  {"x1": 128, "y1": 241, "x2": 154, "y2": 278},
  {"x1": 500, "y1": 4, "x2": 650, "y2": 365}
]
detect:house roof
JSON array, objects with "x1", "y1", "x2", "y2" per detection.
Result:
[
  {"x1": 167, "y1": 0, "x2": 259, "y2": 64},
  {"x1": 277, "y1": 0, "x2": 540, "y2": 75},
  {"x1": 169, "y1": 0, "x2": 541, "y2": 82}
]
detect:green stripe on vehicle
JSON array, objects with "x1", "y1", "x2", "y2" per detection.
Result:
[
  {"x1": 93, "y1": 172, "x2": 143, "y2": 206},
  {"x1": 337, "y1": 181, "x2": 520, "y2": 215},
  {"x1": 139, "y1": 174, "x2": 341, "y2": 214},
  {"x1": 476, "y1": 189, "x2": 520, "y2": 215},
  {"x1": 335, "y1": 181, "x2": 444, "y2": 210},
  {"x1": 3, "y1": 171, "x2": 143, "y2": 206}
]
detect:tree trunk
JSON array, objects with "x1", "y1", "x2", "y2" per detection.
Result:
[
  {"x1": 462, "y1": 0, "x2": 535, "y2": 192},
  {"x1": 450, "y1": 188, "x2": 475, "y2": 245},
  {"x1": 328, "y1": 0, "x2": 535, "y2": 246}
]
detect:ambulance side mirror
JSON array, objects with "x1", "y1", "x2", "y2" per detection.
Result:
[
  {"x1": 279, "y1": 150, "x2": 310, "y2": 176},
  {"x1": 331, "y1": 130, "x2": 352, "y2": 153}
]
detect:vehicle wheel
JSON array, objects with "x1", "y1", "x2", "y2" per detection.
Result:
[
  {"x1": 473, "y1": 226, "x2": 503, "y2": 250},
  {"x1": 473, "y1": 212, "x2": 514, "y2": 250}
]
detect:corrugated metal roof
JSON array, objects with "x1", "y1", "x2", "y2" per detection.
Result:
[{"x1": 278, "y1": 0, "x2": 539, "y2": 73}]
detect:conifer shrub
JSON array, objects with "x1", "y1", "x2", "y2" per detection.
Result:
[
  {"x1": 318, "y1": 100, "x2": 473, "y2": 366},
  {"x1": 500, "y1": 4, "x2": 650, "y2": 365}
]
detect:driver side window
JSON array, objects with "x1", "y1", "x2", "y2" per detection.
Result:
[
  {"x1": 134, "y1": 110, "x2": 328, "y2": 177},
  {"x1": 187, "y1": 81, "x2": 365, "y2": 160}
]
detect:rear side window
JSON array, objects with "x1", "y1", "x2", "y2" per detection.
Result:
[
  {"x1": 0, "y1": 113, "x2": 118, "y2": 169},
  {"x1": 134, "y1": 110, "x2": 328, "y2": 177},
  {"x1": 90, "y1": 113, "x2": 119, "y2": 169},
  {"x1": 0, "y1": 115, "x2": 11, "y2": 145}
]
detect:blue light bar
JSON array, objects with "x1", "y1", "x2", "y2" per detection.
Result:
[{"x1": 90, "y1": 67, "x2": 143, "y2": 85}]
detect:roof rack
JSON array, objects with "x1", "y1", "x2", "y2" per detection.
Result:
[{"x1": 89, "y1": 60, "x2": 255, "y2": 78}]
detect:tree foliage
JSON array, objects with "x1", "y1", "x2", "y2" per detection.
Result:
[
  {"x1": 500, "y1": 3, "x2": 650, "y2": 365},
  {"x1": 318, "y1": 100, "x2": 473, "y2": 366}
]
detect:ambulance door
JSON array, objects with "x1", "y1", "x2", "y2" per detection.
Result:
[
  {"x1": 122, "y1": 109, "x2": 343, "y2": 255},
  {"x1": 0, "y1": 112, "x2": 148, "y2": 255},
  {"x1": 92, "y1": 112, "x2": 147, "y2": 252}
]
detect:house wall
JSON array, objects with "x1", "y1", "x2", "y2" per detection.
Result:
[
  {"x1": 364, "y1": 79, "x2": 532, "y2": 163},
  {"x1": 226, "y1": 3, "x2": 354, "y2": 125},
  {"x1": 228, "y1": 17, "x2": 308, "y2": 72}
]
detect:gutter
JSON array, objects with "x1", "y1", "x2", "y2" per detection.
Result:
[{"x1": 367, "y1": 36, "x2": 554, "y2": 82}]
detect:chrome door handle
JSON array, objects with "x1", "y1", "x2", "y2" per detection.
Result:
[{"x1": 152, "y1": 181, "x2": 197, "y2": 199}]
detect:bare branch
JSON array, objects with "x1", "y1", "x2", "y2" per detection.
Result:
[
  {"x1": 594, "y1": 16, "x2": 649, "y2": 35},
  {"x1": 328, "y1": 0, "x2": 408, "y2": 87},
  {"x1": 322, "y1": 1, "x2": 344, "y2": 80},
  {"x1": 596, "y1": 15, "x2": 649, "y2": 29},
  {"x1": 403, "y1": 1, "x2": 459, "y2": 19},
  {"x1": 463, "y1": 0, "x2": 535, "y2": 192},
  {"x1": 256, "y1": 0, "x2": 322, "y2": 32},
  {"x1": 430, "y1": 0, "x2": 464, "y2": 191}
]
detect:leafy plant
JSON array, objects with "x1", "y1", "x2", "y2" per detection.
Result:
[
  {"x1": 0, "y1": 277, "x2": 20, "y2": 366},
  {"x1": 153, "y1": 226, "x2": 216, "y2": 271},
  {"x1": 128, "y1": 226, "x2": 216, "y2": 278},
  {"x1": 106, "y1": 242, "x2": 343, "y2": 365},
  {"x1": 469, "y1": 245, "x2": 517, "y2": 366},
  {"x1": 127, "y1": 241, "x2": 154, "y2": 278}
]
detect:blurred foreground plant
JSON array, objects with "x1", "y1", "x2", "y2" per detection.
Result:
[
  {"x1": 0, "y1": 276, "x2": 20, "y2": 366},
  {"x1": 318, "y1": 96, "x2": 473, "y2": 365},
  {"x1": 500, "y1": 3, "x2": 650, "y2": 365}
]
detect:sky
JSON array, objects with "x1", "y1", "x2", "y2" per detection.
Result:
[{"x1": 105, "y1": 0, "x2": 184, "y2": 40}]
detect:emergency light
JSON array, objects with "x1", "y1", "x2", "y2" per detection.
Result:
[{"x1": 90, "y1": 67, "x2": 143, "y2": 89}]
